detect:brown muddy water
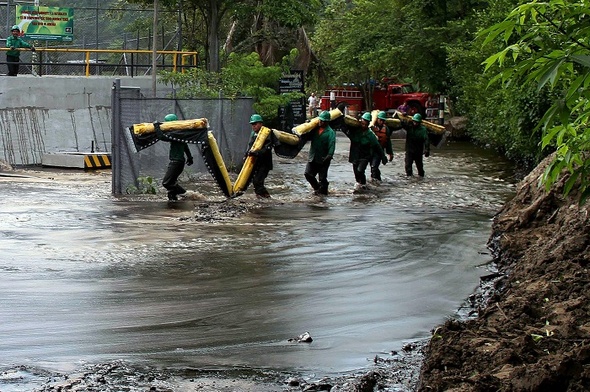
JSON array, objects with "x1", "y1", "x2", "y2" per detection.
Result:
[{"x1": 0, "y1": 138, "x2": 516, "y2": 391}]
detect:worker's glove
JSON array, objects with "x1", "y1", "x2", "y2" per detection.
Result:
[
  {"x1": 10, "y1": 47, "x2": 15, "y2": 50},
  {"x1": 388, "y1": 154, "x2": 393, "y2": 162},
  {"x1": 247, "y1": 150, "x2": 259, "y2": 157},
  {"x1": 424, "y1": 150, "x2": 430, "y2": 158},
  {"x1": 322, "y1": 155, "x2": 332, "y2": 164},
  {"x1": 30, "y1": 47, "x2": 36, "y2": 52},
  {"x1": 381, "y1": 157, "x2": 387, "y2": 165},
  {"x1": 186, "y1": 157, "x2": 194, "y2": 166}
]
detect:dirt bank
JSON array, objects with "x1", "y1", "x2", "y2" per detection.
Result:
[{"x1": 418, "y1": 155, "x2": 590, "y2": 391}]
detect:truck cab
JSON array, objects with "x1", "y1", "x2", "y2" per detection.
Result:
[
  {"x1": 318, "y1": 82, "x2": 439, "y2": 119},
  {"x1": 380, "y1": 83, "x2": 436, "y2": 117}
]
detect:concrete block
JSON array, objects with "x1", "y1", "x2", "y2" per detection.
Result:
[{"x1": 42, "y1": 152, "x2": 111, "y2": 170}]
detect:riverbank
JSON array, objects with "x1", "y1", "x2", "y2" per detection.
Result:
[{"x1": 418, "y1": 154, "x2": 590, "y2": 391}]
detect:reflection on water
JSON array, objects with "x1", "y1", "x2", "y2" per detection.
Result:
[{"x1": 0, "y1": 140, "x2": 515, "y2": 384}]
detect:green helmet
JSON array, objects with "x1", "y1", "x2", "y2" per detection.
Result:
[
  {"x1": 249, "y1": 114, "x2": 263, "y2": 124},
  {"x1": 164, "y1": 113, "x2": 178, "y2": 122},
  {"x1": 361, "y1": 112, "x2": 372, "y2": 122},
  {"x1": 412, "y1": 113, "x2": 422, "y2": 123},
  {"x1": 318, "y1": 111, "x2": 331, "y2": 121},
  {"x1": 11, "y1": 25, "x2": 19, "y2": 31},
  {"x1": 377, "y1": 111, "x2": 387, "y2": 120}
]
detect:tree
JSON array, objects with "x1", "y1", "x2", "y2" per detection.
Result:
[
  {"x1": 123, "y1": 0, "x2": 319, "y2": 72},
  {"x1": 482, "y1": 1, "x2": 590, "y2": 203}
]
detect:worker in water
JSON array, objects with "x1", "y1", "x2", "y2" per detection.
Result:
[
  {"x1": 342, "y1": 112, "x2": 387, "y2": 190},
  {"x1": 246, "y1": 114, "x2": 273, "y2": 198},
  {"x1": 404, "y1": 113, "x2": 430, "y2": 178},
  {"x1": 304, "y1": 110, "x2": 336, "y2": 196},
  {"x1": 6, "y1": 25, "x2": 35, "y2": 76},
  {"x1": 154, "y1": 113, "x2": 194, "y2": 201},
  {"x1": 370, "y1": 111, "x2": 393, "y2": 183}
]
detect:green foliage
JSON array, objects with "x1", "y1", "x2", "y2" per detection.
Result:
[
  {"x1": 481, "y1": 1, "x2": 590, "y2": 203},
  {"x1": 126, "y1": 176, "x2": 158, "y2": 194},
  {"x1": 312, "y1": 0, "x2": 490, "y2": 96},
  {"x1": 159, "y1": 50, "x2": 303, "y2": 122}
]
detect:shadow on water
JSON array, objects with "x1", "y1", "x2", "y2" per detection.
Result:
[{"x1": 0, "y1": 140, "x2": 516, "y2": 389}]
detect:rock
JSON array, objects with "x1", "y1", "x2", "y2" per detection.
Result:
[
  {"x1": 444, "y1": 116, "x2": 468, "y2": 139},
  {"x1": 288, "y1": 331, "x2": 313, "y2": 343},
  {"x1": 0, "y1": 159, "x2": 13, "y2": 171}
]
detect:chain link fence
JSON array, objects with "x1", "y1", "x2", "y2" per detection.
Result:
[
  {"x1": 1, "y1": 0, "x2": 187, "y2": 76},
  {"x1": 111, "y1": 81, "x2": 254, "y2": 196}
]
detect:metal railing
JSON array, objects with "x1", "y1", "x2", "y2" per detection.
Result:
[{"x1": 0, "y1": 47, "x2": 199, "y2": 76}]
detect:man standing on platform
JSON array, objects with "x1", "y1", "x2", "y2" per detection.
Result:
[{"x1": 6, "y1": 25, "x2": 35, "y2": 76}]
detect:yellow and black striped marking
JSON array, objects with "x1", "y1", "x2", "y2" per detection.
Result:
[{"x1": 84, "y1": 154, "x2": 111, "y2": 169}]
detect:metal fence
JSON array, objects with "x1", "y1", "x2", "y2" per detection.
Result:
[
  {"x1": 1, "y1": 0, "x2": 189, "y2": 76},
  {"x1": 111, "y1": 80, "x2": 254, "y2": 196},
  {"x1": 0, "y1": 47, "x2": 198, "y2": 76}
]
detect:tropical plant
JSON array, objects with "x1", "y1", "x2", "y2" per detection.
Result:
[
  {"x1": 481, "y1": 1, "x2": 590, "y2": 203},
  {"x1": 159, "y1": 50, "x2": 303, "y2": 122}
]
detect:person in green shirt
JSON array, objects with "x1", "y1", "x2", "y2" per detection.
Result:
[
  {"x1": 342, "y1": 112, "x2": 387, "y2": 190},
  {"x1": 305, "y1": 110, "x2": 336, "y2": 196},
  {"x1": 245, "y1": 114, "x2": 273, "y2": 198},
  {"x1": 154, "y1": 113, "x2": 194, "y2": 201},
  {"x1": 404, "y1": 113, "x2": 430, "y2": 178},
  {"x1": 6, "y1": 25, "x2": 35, "y2": 76}
]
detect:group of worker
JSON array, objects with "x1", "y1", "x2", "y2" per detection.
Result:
[
  {"x1": 154, "y1": 108, "x2": 430, "y2": 201},
  {"x1": 245, "y1": 109, "x2": 431, "y2": 199},
  {"x1": 156, "y1": 110, "x2": 430, "y2": 200}
]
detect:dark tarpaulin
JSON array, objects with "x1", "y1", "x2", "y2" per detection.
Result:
[{"x1": 273, "y1": 132, "x2": 311, "y2": 159}]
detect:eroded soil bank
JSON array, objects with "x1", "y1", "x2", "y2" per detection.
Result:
[{"x1": 418, "y1": 155, "x2": 590, "y2": 391}]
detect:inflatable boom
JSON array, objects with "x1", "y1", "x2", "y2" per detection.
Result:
[
  {"x1": 232, "y1": 126, "x2": 272, "y2": 196},
  {"x1": 127, "y1": 118, "x2": 232, "y2": 197},
  {"x1": 128, "y1": 119, "x2": 209, "y2": 152},
  {"x1": 292, "y1": 108, "x2": 343, "y2": 136},
  {"x1": 200, "y1": 132, "x2": 233, "y2": 197}
]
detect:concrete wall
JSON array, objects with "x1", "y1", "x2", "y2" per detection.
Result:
[{"x1": 0, "y1": 75, "x2": 174, "y2": 166}]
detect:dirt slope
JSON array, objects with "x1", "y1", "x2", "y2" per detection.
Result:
[{"x1": 418, "y1": 155, "x2": 590, "y2": 391}]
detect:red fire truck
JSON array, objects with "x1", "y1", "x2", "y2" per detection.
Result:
[{"x1": 319, "y1": 82, "x2": 439, "y2": 120}]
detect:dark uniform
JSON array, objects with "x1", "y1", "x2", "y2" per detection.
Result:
[
  {"x1": 343, "y1": 114, "x2": 387, "y2": 187},
  {"x1": 305, "y1": 115, "x2": 336, "y2": 195},
  {"x1": 247, "y1": 129, "x2": 273, "y2": 198},
  {"x1": 155, "y1": 115, "x2": 194, "y2": 200},
  {"x1": 404, "y1": 115, "x2": 430, "y2": 177}
]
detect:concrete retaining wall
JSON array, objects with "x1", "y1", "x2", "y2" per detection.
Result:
[{"x1": 0, "y1": 75, "x2": 174, "y2": 166}]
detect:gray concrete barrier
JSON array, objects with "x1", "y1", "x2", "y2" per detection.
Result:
[{"x1": 0, "y1": 75, "x2": 174, "y2": 166}]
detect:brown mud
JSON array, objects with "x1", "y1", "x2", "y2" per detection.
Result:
[{"x1": 418, "y1": 154, "x2": 590, "y2": 391}]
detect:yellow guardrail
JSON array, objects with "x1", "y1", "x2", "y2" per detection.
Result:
[{"x1": 0, "y1": 47, "x2": 198, "y2": 77}]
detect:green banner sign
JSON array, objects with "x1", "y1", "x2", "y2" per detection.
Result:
[{"x1": 16, "y1": 5, "x2": 74, "y2": 42}]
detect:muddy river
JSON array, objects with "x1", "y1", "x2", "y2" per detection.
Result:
[{"x1": 0, "y1": 137, "x2": 516, "y2": 390}]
